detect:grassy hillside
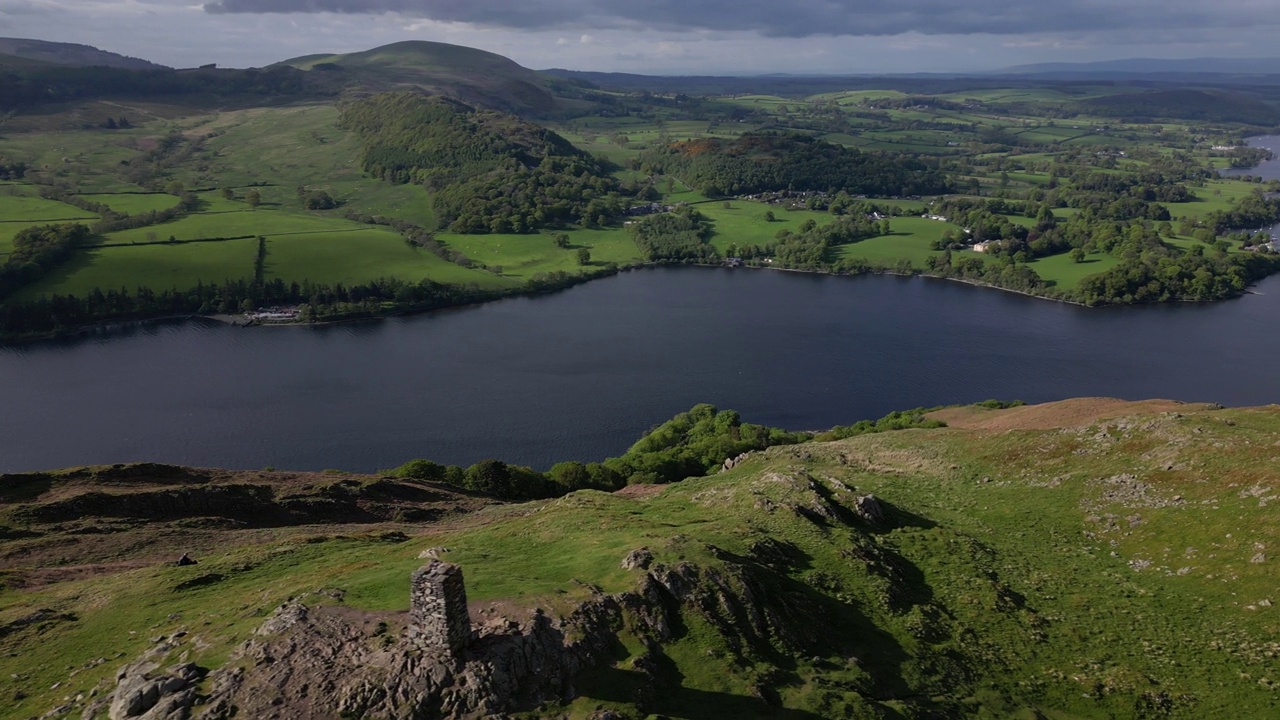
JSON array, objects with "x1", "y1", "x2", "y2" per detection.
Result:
[{"x1": 3, "y1": 399, "x2": 1279, "y2": 718}]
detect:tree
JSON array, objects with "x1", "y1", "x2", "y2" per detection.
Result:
[
  {"x1": 577, "y1": 248, "x2": 591, "y2": 265},
  {"x1": 764, "y1": 210, "x2": 776, "y2": 222},
  {"x1": 554, "y1": 233, "x2": 570, "y2": 249},
  {"x1": 303, "y1": 190, "x2": 337, "y2": 210},
  {"x1": 220, "y1": 187, "x2": 235, "y2": 200},
  {"x1": 465, "y1": 459, "x2": 511, "y2": 496},
  {"x1": 245, "y1": 190, "x2": 261, "y2": 209},
  {"x1": 1071, "y1": 247, "x2": 1086, "y2": 264}
]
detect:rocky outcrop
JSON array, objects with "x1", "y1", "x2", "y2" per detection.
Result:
[
  {"x1": 621, "y1": 547, "x2": 653, "y2": 570},
  {"x1": 854, "y1": 493, "x2": 886, "y2": 525},
  {"x1": 174, "y1": 547, "x2": 833, "y2": 719},
  {"x1": 105, "y1": 641, "x2": 204, "y2": 720},
  {"x1": 721, "y1": 452, "x2": 752, "y2": 471},
  {"x1": 195, "y1": 591, "x2": 624, "y2": 720}
]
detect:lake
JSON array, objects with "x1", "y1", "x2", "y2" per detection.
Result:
[
  {"x1": 3, "y1": 267, "x2": 1280, "y2": 474},
  {"x1": 1221, "y1": 134, "x2": 1280, "y2": 182}
]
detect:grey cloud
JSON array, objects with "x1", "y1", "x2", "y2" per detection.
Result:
[
  {"x1": 0, "y1": 1, "x2": 55, "y2": 16},
  {"x1": 200, "y1": 1, "x2": 1261, "y2": 38}
]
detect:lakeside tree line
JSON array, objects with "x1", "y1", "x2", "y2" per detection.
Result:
[{"x1": 0, "y1": 267, "x2": 622, "y2": 340}]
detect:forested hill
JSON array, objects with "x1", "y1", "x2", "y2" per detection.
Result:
[
  {"x1": 638, "y1": 133, "x2": 951, "y2": 197},
  {"x1": 338, "y1": 92, "x2": 629, "y2": 234}
]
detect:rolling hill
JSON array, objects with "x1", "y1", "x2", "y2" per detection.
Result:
[
  {"x1": 279, "y1": 40, "x2": 564, "y2": 116},
  {"x1": 0, "y1": 37, "x2": 165, "y2": 70}
]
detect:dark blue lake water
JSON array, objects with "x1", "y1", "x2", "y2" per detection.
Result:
[{"x1": 3, "y1": 267, "x2": 1280, "y2": 474}]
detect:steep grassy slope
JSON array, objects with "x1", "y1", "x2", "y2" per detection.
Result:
[{"x1": 3, "y1": 399, "x2": 1278, "y2": 718}]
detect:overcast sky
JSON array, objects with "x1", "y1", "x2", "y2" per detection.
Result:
[{"x1": 0, "y1": 1, "x2": 1277, "y2": 73}]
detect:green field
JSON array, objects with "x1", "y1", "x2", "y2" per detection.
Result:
[
  {"x1": 102, "y1": 209, "x2": 372, "y2": 245},
  {"x1": 698, "y1": 200, "x2": 832, "y2": 252},
  {"x1": 19, "y1": 238, "x2": 259, "y2": 298},
  {"x1": 439, "y1": 228, "x2": 642, "y2": 281},
  {"x1": 834, "y1": 217, "x2": 957, "y2": 266},
  {"x1": 75, "y1": 192, "x2": 177, "y2": 215},
  {"x1": 0, "y1": 193, "x2": 97, "y2": 222},
  {"x1": 1174, "y1": 179, "x2": 1265, "y2": 221},
  {"x1": 1027, "y1": 250, "x2": 1120, "y2": 289},
  {"x1": 265, "y1": 230, "x2": 509, "y2": 288}
]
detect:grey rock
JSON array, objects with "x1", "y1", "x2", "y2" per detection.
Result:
[
  {"x1": 854, "y1": 494, "x2": 886, "y2": 525},
  {"x1": 621, "y1": 548, "x2": 654, "y2": 571}
]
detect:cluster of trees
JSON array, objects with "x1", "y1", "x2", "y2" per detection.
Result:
[
  {"x1": 769, "y1": 216, "x2": 889, "y2": 269},
  {"x1": 1224, "y1": 146, "x2": 1274, "y2": 169},
  {"x1": 436, "y1": 156, "x2": 627, "y2": 233},
  {"x1": 814, "y1": 408, "x2": 946, "y2": 441},
  {"x1": 388, "y1": 403, "x2": 960, "y2": 502},
  {"x1": 391, "y1": 404, "x2": 810, "y2": 499},
  {"x1": 0, "y1": 223, "x2": 91, "y2": 301},
  {"x1": 638, "y1": 132, "x2": 951, "y2": 198},
  {"x1": 338, "y1": 92, "x2": 627, "y2": 233},
  {"x1": 629, "y1": 206, "x2": 717, "y2": 261},
  {"x1": 929, "y1": 198, "x2": 1037, "y2": 252},
  {"x1": 301, "y1": 189, "x2": 337, "y2": 210},
  {"x1": 923, "y1": 251, "x2": 1047, "y2": 295},
  {"x1": 0, "y1": 157, "x2": 28, "y2": 180},
  {"x1": 1050, "y1": 171, "x2": 1196, "y2": 221},
  {"x1": 1076, "y1": 248, "x2": 1280, "y2": 305},
  {"x1": 1198, "y1": 192, "x2": 1280, "y2": 233}
]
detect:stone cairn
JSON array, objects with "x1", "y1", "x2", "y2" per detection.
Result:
[{"x1": 409, "y1": 560, "x2": 472, "y2": 656}]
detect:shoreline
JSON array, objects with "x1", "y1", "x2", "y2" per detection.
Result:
[{"x1": 3, "y1": 261, "x2": 1269, "y2": 343}]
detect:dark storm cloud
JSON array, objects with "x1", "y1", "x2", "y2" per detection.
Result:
[{"x1": 200, "y1": 0, "x2": 1243, "y2": 38}]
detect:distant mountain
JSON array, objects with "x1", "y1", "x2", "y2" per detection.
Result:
[
  {"x1": 998, "y1": 57, "x2": 1280, "y2": 76},
  {"x1": 0, "y1": 37, "x2": 166, "y2": 70},
  {"x1": 277, "y1": 41, "x2": 562, "y2": 116}
]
